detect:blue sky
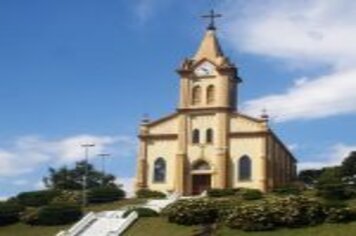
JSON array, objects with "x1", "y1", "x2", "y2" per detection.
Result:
[{"x1": 1, "y1": 0, "x2": 356, "y2": 198}]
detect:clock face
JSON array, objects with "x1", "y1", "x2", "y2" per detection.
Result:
[{"x1": 194, "y1": 61, "x2": 215, "y2": 77}]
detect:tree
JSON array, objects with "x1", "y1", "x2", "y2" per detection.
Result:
[
  {"x1": 298, "y1": 169, "x2": 324, "y2": 186},
  {"x1": 341, "y1": 151, "x2": 356, "y2": 181},
  {"x1": 43, "y1": 161, "x2": 117, "y2": 190},
  {"x1": 317, "y1": 167, "x2": 343, "y2": 186}
]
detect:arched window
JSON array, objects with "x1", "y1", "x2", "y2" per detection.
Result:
[
  {"x1": 206, "y1": 128, "x2": 213, "y2": 144},
  {"x1": 192, "y1": 160, "x2": 211, "y2": 170},
  {"x1": 153, "y1": 158, "x2": 166, "y2": 182},
  {"x1": 206, "y1": 85, "x2": 215, "y2": 104},
  {"x1": 238, "y1": 155, "x2": 252, "y2": 181},
  {"x1": 192, "y1": 86, "x2": 202, "y2": 105},
  {"x1": 192, "y1": 129, "x2": 200, "y2": 144}
]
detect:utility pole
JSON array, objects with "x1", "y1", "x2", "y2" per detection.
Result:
[
  {"x1": 97, "y1": 153, "x2": 111, "y2": 185},
  {"x1": 81, "y1": 143, "x2": 95, "y2": 207}
]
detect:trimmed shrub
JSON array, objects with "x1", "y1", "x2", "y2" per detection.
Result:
[
  {"x1": 269, "y1": 196, "x2": 325, "y2": 228},
  {"x1": 136, "y1": 189, "x2": 165, "y2": 199},
  {"x1": 16, "y1": 190, "x2": 58, "y2": 207},
  {"x1": 33, "y1": 203, "x2": 82, "y2": 225},
  {"x1": 225, "y1": 196, "x2": 326, "y2": 231},
  {"x1": 207, "y1": 188, "x2": 237, "y2": 198},
  {"x1": 324, "y1": 207, "x2": 355, "y2": 223},
  {"x1": 241, "y1": 189, "x2": 263, "y2": 200},
  {"x1": 123, "y1": 207, "x2": 158, "y2": 218},
  {"x1": 226, "y1": 204, "x2": 275, "y2": 231},
  {"x1": 162, "y1": 199, "x2": 219, "y2": 225},
  {"x1": 88, "y1": 187, "x2": 125, "y2": 204},
  {"x1": 0, "y1": 202, "x2": 25, "y2": 226}
]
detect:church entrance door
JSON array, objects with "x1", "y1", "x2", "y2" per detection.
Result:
[{"x1": 192, "y1": 174, "x2": 211, "y2": 195}]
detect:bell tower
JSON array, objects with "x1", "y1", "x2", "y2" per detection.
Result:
[{"x1": 177, "y1": 10, "x2": 241, "y2": 112}]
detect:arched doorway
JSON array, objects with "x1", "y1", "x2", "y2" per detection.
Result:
[{"x1": 191, "y1": 160, "x2": 212, "y2": 195}]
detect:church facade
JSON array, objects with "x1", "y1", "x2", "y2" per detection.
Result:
[{"x1": 135, "y1": 25, "x2": 297, "y2": 195}]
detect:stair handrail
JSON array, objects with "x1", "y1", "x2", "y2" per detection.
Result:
[
  {"x1": 106, "y1": 211, "x2": 138, "y2": 236},
  {"x1": 56, "y1": 212, "x2": 96, "y2": 236}
]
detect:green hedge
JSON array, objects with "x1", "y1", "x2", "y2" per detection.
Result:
[
  {"x1": 207, "y1": 188, "x2": 237, "y2": 198},
  {"x1": 226, "y1": 204, "x2": 275, "y2": 231},
  {"x1": 224, "y1": 196, "x2": 354, "y2": 231},
  {"x1": 88, "y1": 187, "x2": 125, "y2": 204},
  {"x1": 136, "y1": 189, "x2": 165, "y2": 199},
  {"x1": 33, "y1": 204, "x2": 82, "y2": 225},
  {"x1": 0, "y1": 202, "x2": 25, "y2": 226},
  {"x1": 241, "y1": 189, "x2": 263, "y2": 200},
  {"x1": 273, "y1": 185, "x2": 301, "y2": 195},
  {"x1": 16, "y1": 190, "x2": 59, "y2": 207},
  {"x1": 324, "y1": 207, "x2": 356, "y2": 223},
  {"x1": 269, "y1": 196, "x2": 325, "y2": 228},
  {"x1": 162, "y1": 199, "x2": 219, "y2": 225}
]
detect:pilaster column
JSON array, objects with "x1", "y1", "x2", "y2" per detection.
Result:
[
  {"x1": 260, "y1": 119, "x2": 269, "y2": 192},
  {"x1": 215, "y1": 112, "x2": 228, "y2": 189},
  {"x1": 135, "y1": 125, "x2": 149, "y2": 191},
  {"x1": 175, "y1": 114, "x2": 187, "y2": 195}
]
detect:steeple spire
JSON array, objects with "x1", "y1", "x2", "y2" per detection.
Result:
[
  {"x1": 202, "y1": 9, "x2": 222, "y2": 31},
  {"x1": 193, "y1": 9, "x2": 224, "y2": 61},
  {"x1": 194, "y1": 29, "x2": 224, "y2": 61}
]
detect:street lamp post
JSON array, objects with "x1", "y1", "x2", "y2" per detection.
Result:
[
  {"x1": 81, "y1": 143, "x2": 95, "y2": 207},
  {"x1": 97, "y1": 153, "x2": 111, "y2": 185}
]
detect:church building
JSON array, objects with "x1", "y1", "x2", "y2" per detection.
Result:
[{"x1": 135, "y1": 13, "x2": 297, "y2": 195}]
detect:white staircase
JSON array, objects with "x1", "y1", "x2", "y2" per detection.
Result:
[
  {"x1": 56, "y1": 211, "x2": 138, "y2": 236},
  {"x1": 56, "y1": 193, "x2": 180, "y2": 236}
]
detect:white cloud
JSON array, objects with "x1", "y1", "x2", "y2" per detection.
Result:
[
  {"x1": 133, "y1": 0, "x2": 171, "y2": 25},
  {"x1": 0, "y1": 134, "x2": 136, "y2": 177},
  {"x1": 298, "y1": 143, "x2": 356, "y2": 170},
  {"x1": 242, "y1": 69, "x2": 356, "y2": 122},
  {"x1": 224, "y1": 0, "x2": 356, "y2": 69},
  {"x1": 116, "y1": 177, "x2": 135, "y2": 198},
  {"x1": 221, "y1": 0, "x2": 356, "y2": 121}
]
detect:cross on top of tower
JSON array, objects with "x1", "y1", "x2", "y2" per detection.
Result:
[{"x1": 202, "y1": 9, "x2": 222, "y2": 30}]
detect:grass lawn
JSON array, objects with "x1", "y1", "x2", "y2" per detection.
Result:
[
  {"x1": 0, "y1": 198, "x2": 146, "y2": 236},
  {"x1": 124, "y1": 217, "x2": 199, "y2": 236},
  {"x1": 0, "y1": 223, "x2": 67, "y2": 236},
  {"x1": 124, "y1": 217, "x2": 356, "y2": 236}
]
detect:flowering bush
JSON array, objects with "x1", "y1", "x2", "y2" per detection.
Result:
[
  {"x1": 269, "y1": 196, "x2": 325, "y2": 228},
  {"x1": 324, "y1": 207, "x2": 355, "y2": 223},
  {"x1": 225, "y1": 196, "x2": 327, "y2": 231},
  {"x1": 226, "y1": 204, "x2": 275, "y2": 231},
  {"x1": 162, "y1": 199, "x2": 219, "y2": 225}
]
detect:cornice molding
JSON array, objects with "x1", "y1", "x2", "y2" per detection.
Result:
[{"x1": 139, "y1": 133, "x2": 178, "y2": 140}]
